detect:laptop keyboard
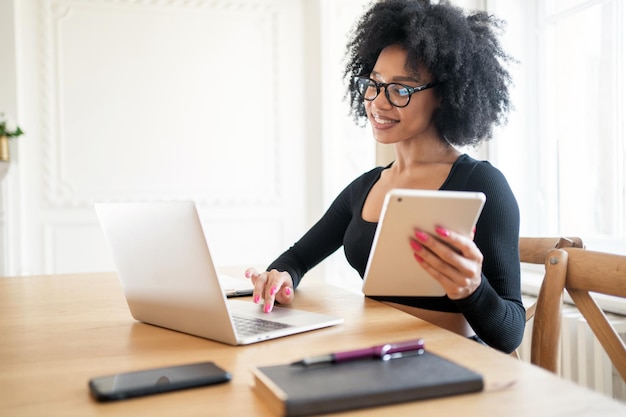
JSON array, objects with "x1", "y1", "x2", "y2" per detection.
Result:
[{"x1": 232, "y1": 315, "x2": 292, "y2": 337}]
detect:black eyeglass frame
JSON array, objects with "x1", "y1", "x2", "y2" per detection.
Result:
[{"x1": 353, "y1": 76, "x2": 438, "y2": 108}]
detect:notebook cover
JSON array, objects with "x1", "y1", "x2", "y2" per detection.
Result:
[{"x1": 251, "y1": 351, "x2": 484, "y2": 417}]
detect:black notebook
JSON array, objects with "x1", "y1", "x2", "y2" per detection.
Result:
[{"x1": 251, "y1": 351, "x2": 484, "y2": 417}]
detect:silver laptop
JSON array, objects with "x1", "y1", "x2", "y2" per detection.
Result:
[{"x1": 94, "y1": 201, "x2": 343, "y2": 346}]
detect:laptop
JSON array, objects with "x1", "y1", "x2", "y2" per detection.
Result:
[
  {"x1": 94, "y1": 201, "x2": 343, "y2": 346},
  {"x1": 362, "y1": 189, "x2": 485, "y2": 297}
]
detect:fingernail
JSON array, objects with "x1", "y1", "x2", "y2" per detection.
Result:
[
  {"x1": 264, "y1": 303, "x2": 272, "y2": 313},
  {"x1": 245, "y1": 271, "x2": 251, "y2": 278},
  {"x1": 472, "y1": 226, "x2": 477, "y2": 234},
  {"x1": 253, "y1": 295, "x2": 260, "y2": 303},
  {"x1": 435, "y1": 226, "x2": 449, "y2": 237},
  {"x1": 415, "y1": 231, "x2": 429, "y2": 242},
  {"x1": 410, "y1": 240, "x2": 422, "y2": 251},
  {"x1": 414, "y1": 253, "x2": 424, "y2": 263},
  {"x1": 284, "y1": 287, "x2": 291, "y2": 296},
  {"x1": 270, "y1": 286, "x2": 277, "y2": 296}
]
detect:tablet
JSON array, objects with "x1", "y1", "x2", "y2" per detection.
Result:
[{"x1": 362, "y1": 189, "x2": 486, "y2": 297}]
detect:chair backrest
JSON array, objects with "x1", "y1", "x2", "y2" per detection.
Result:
[
  {"x1": 519, "y1": 237, "x2": 584, "y2": 321},
  {"x1": 531, "y1": 247, "x2": 626, "y2": 382},
  {"x1": 519, "y1": 237, "x2": 584, "y2": 264}
]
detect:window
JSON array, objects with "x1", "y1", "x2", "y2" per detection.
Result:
[{"x1": 487, "y1": 0, "x2": 626, "y2": 254}]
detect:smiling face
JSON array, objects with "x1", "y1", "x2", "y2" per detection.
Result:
[{"x1": 365, "y1": 44, "x2": 441, "y2": 145}]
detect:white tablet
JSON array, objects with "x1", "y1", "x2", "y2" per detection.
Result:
[{"x1": 362, "y1": 189, "x2": 486, "y2": 297}]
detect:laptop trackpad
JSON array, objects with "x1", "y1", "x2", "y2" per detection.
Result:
[{"x1": 228, "y1": 299, "x2": 339, "y2": 326}]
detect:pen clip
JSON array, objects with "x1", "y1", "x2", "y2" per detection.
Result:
[
  {"x1": 381, "y1": 338, "x2": 425, "y2": 361},
  {"x1": 387, "y1": 338, "x2": 425, "y2": 354},
  {"x1": 382, "y1": 348, "x2": 425, "y2": 361}
]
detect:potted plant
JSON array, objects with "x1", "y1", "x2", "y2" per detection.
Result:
[{"x1": 0, "y1": 112, "x2": 24, "y2": 162}]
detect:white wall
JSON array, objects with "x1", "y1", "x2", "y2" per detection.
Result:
[
  {"x1": 0, "y1": 0, "x2": 19, "y2": 275},
  {"x1": 3, "y1": 0, "x2": 311, "y2": 276},
  {"x1": 0, "y1": 0, "x2": 374, "y2": 290}
]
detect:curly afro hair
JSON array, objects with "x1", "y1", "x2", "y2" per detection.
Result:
[{"x1": 344, "y1": 0, "x2": 513, "y2": 147}]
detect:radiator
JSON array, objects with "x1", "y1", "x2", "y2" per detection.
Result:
[{"x1": 517, "y1": 296, "x2": 626, "y2": 401}]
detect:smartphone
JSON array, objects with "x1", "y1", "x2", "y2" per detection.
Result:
[{"x1": 88, "y1": 361, "x2": 231, "y2": 401}]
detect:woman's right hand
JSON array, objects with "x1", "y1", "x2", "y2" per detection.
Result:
[{"x1": 244, "y1": 268, "x2": 295, "y2": 313}]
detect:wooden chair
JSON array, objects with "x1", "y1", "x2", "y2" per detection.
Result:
[
  {"x1": 519, "y1": 237, "x2": 584, "y2": 321},
  {"x1": 531, "y1": 247, "x2": 626, "y2": 382},
  {"x1": 510, "y1": 237, "x2": 584, "y2": 360}
]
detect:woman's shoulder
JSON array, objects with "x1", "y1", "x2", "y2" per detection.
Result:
[
  {"x1": 330, "y1": 166, "x2": 387, "y2": 209},
  {"x1": 452, "y1": 153, "x2": 498, "y2": 172},
  {"x1": 344, "y1": 165, "x2": 387, "y2": 190},
  {"x1": 448, "y1": 154, "x2": 510, "y2": 189}
]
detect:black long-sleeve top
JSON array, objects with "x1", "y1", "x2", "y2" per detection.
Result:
[{"x1": 267, "y1": 154, "x2": 525, "y2": 353}]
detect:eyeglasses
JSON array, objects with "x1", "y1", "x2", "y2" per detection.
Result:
[{"x1": 353, "y1": 76, "x2": 438, "y2": 108}]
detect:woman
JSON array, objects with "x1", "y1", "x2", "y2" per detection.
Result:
[{"x1": 245, "y1": 0, "x2": 525, "y2": 354}]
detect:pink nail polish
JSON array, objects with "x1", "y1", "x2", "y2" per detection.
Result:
[
  {"x1": 414, "y1": 253, "x2": 424, "y2": 263},
  {"x1": 435, "y1": 226, "x2": 449, "y2": 237},
  {"x1": 253, "y1": 295, "x2": 260, "y2": 303},
  {"x1": 284, "y1": 287, "x2": 291, "y2": 296},
  {"x1": 270, "y1": 286, "x2": 277, "y2": 296},
  {"x1": 245, "y1": 271, "x2": 251, "y2": 278},
  {"x1": 264, "y1": 303, "x2": 272, "y2": 313},
  {"x1": 410, "y1": 240, "x2": 422, "y2": 251},
  {"x1": 415, "y1": 231, "x2": 429, "y2": 242}
]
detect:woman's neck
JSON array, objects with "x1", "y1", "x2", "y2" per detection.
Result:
[{"x1": 390, "y1": 139, "x2": 461, "y2": 173}]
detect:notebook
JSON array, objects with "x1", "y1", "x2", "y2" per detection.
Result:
[
  {"x1": 94, "y1": 201, "x2": 343, "y2": 346},
  {"x1": 251, "y1": 349, "x2": 484, "y2": 416},
  {"x1": 362, "y1": 189, "x2": 486, "y2": 297}
]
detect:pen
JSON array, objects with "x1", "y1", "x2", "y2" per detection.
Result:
[{"x1": 291, "y1": 338, "x2": 425, "y2": 366}]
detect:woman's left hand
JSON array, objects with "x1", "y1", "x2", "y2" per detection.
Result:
[{"x1": 409, "y1": 226, "x2": 483, "y2": 300}]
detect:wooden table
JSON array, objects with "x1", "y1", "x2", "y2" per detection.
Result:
[{"x1": 1, "y1": 272, "x2": 625, "y2": 417}]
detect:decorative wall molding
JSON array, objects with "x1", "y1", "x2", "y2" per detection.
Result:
[
  {"x1": 38, "y1": 0, "x2": 284, "y2": 208},
  {"x1": 7, "y1": 0, "x2": 308, "y2": 275}
]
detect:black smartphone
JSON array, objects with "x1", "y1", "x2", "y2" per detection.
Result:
[{"x1": 88, "y1": 361, "x2": 231, "y2": 401}]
